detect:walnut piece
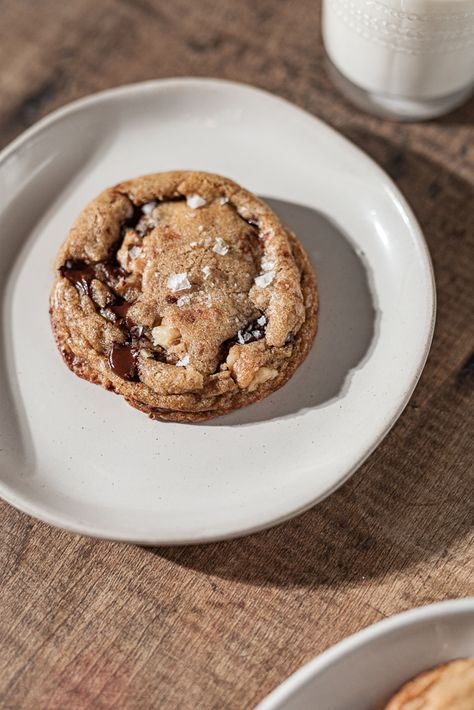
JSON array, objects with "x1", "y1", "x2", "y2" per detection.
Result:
[
  {"x1": 248, "y1": 366, "x2": 278, "y2": 391},
  {"x1": 151, "y1": 325, "x2": 181, "y2": 348}
]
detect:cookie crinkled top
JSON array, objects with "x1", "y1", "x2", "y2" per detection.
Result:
[{"x1": 53, "y1": 171, "x2": 307, "y2": 399}]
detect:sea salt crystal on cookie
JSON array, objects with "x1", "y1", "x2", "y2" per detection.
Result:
[
  {"x1": 202, "y1": 265, "x2": 211, "y2": 280},
  {"x1": 212, "y1": 237, "x2": 229, "y2": 256},
  {"x1": 189, "y1": 241, "x2": 198, "y2": 247},
  {"x1": 260, "y1": 227, "x2": 273, "y2": 240},
  {"x1": 176, "y1": 355, "x2": 190, "y2": 367},
  {"x1": 177, "y1": 295, "x2": 191, "y2": 307},
  {"x1": 142, "y1": 201, "x2": 157, "y2": 214},
  {"x1": 261, "y1": 258, "x2": 276, "y2": 272},
  {"x1": 219, "y1": 196, "x2": 229, "y2": 205},
  {"x1": 254, "y1": 271, "x2": 275, "y2": 288},
  {"x1": 167, "y1": 272, "x2": 191, "y2": 292},
  {"x1": 197, "y1": 225, "x2": 204, "y2": 233},
  {"x1": 129, "y1": 246, "x2": 142, "y2": 259},
  {"x1": 187, "y1": 194, "x2": 207, "y2": 209},
  {"x1": 237, "y1": 330, "x2": 253, "y2": 345},
  {"x1": 257, "y1": 315, "x2": 267, "y2": 326}
]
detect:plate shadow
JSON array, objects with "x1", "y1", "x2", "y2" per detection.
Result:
[
  {"x1": 148, "y1": 141, "x2": 473, "y2": 590},
  {"x1": 209, "y1": 198, "x2": 378, "y2": 425}
]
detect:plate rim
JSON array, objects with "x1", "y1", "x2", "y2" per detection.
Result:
[
  {"x1": 255, "y1": 597, "x2": 474, "y2": 709},
  {"x1": 0, "y1": 77, "x2": 436, "y2": 544}
]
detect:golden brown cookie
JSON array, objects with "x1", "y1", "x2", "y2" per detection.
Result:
[
  {"x1": 384, "y1": 659, "x2": 474, "y2": 710},
  {"x1": 50, "y1": 171, "x2": 318, "y2": 422}
]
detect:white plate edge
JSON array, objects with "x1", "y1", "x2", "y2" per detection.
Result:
[
  {"x1": 0, "y1": 78, "x2": 437, "y2": 544},
  {"x1": 255, "y1": 597, "x2": 474, "y2": 710}
]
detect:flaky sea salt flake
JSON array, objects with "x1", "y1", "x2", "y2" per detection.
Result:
[
  {"x1": 254, "y1": 271, "x2": 275, "y2": 288},
  {"x1": 167, "y1": 272, "x2": 191, "y2": 292},
  {"x1": 129, "y1": 246, "x2": 142, "y2": 259},
  {"x1": 142, "y1": 201, "x2": 157, "y2": 215},
  {"x1": 177, "y1": 295, "x2": 191, "y2": 307},
  {"x1": 202, "y1": 265, "x2": 211, "y2": 279},
  {"x1": 261, "y1": 258, "x2": 276, "y2": 272},
  {"x1": 257, "y1": 315, "x2": 267, "y2": 326},
  {"x1": 219, "y1": 196, "x2": 229, "y2": 205},
  {"x1": 187, "y1": 194, "x2": 207, "y2": 209},
  {"x1": 176, "y1": 355, "x2": 190, "y2": 367},
  {"x1": 212, "y1": 237, "x2": 229, "y2": 256},
  {"x1": 237, "y1": 330, "x2": 252, "y2": 345}
]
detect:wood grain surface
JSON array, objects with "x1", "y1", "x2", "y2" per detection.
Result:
[{"x1": 0, "y1": 1, "x2": 473, "y2": 708}]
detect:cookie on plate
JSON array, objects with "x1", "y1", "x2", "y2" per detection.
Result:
[
  {"x1": 384, "y1": 658, "x2": 474, "y2": 710},
  {"x1": 50, "y1": 171, "x2": 318, "y2": 422}
]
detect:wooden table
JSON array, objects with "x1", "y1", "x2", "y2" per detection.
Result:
[{"x1": 1, "y1": 1, "x2": 473, "y2": 707}]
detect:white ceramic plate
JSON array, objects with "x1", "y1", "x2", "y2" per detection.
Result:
[
  {"x1": 0, "y1": 79, "x2": 435, "y2": 544},
  {"x1": 256, "y1": 598, "x2": 474, "y2": 710}
]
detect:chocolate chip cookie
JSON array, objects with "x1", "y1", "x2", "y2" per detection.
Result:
[
  {"x1": 50, "y1": 171, "x2": 318, "y2": 422},
  {"x1": 384, "y1": 659, "x2": 474, "y2": 710}
]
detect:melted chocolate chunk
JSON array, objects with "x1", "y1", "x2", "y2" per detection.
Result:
[
  {"x1": 129, "y1": 324, "x2": 144, "y2": 339},
  {"x1": 236, "y1": 318, "x2": 266, "y2": 345},
  {"x1": 109, "y1": 343, "x2": 139, "y2": 381},
  {"x1": 96, "y1": 261, "x2": 127, "y2": 286},
  {"x1": 152, "y1": 349, "x2": 166, "y2": 363},
  {"x1": 110, "y1": 299, "x2": 131, "y2": 320},
  {"x1": 109, "y1": 299, "x2": 145, "y2": 339},
  {"x1": 59, "y1": 260, "x2": 95, "y2": 294},
  {"x1": 221, "y1": 316, "x2": 267, "y2": 360}
]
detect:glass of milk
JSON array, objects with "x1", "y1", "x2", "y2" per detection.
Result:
[{"x1": 322, "y1": 0, "x2": 474, "y2": 120}]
